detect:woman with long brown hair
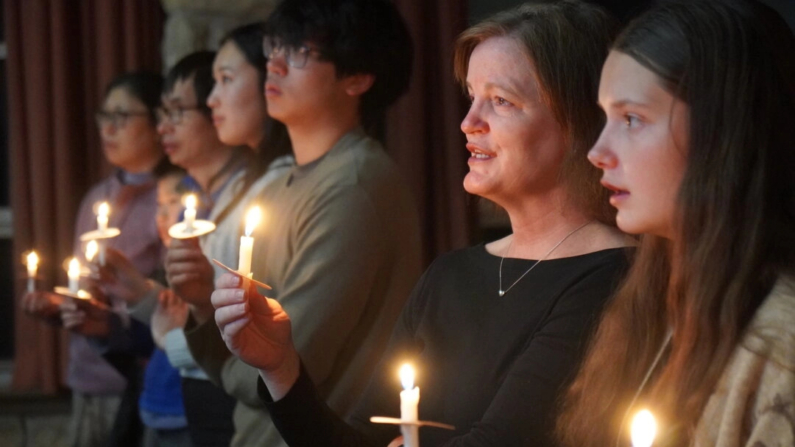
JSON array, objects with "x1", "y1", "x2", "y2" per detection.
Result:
[{"x1": 559, "y1": 1, "x2": 795, "y2": 445}]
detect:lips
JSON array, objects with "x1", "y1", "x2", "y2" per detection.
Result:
[
  {"x1": 264, "y1": 83, "x2": 282, "y2": 97},
  {"x1": 212, "y1": 115, "x2": 225, "y2": 126},
  {"x1": 601, "y1": 180, "x2": 630, "y2": 205},
  {"x1": 162, "y1": 143, "x2": 178, "y2": 155},
  {"x1": 466, "y1": 143, "x2": 496, "y2": 161}
]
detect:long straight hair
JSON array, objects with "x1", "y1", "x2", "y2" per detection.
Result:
[{"x1": 558, "y1": 1, "x2": 795, "y2": 445}]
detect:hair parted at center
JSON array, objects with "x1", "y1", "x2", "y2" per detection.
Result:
[
  {"x1": 558, "y1": 1, "x2": 795, "y2": 445},
  {"x1": 262, "y1": 0, "x2": 413, "y2": 135},
  {"x1": 453, "y1": 0, "x2": 619, "y2": 225}
]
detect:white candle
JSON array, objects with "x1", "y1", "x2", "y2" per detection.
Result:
[
  {"x1": 68, "y1": 257, "x2": 80, "y2": 294},
  {"x1": 238, "y1": 206, "x2": 261, "y2": 277},
  {"x1": 85, "y1": 240, "x2": 98, "y2": 263},
  {"x1": 26, "y1": 251, "x2": 39, "y2": 293},
  {"x1": 631, "y1": 409, "x2": 657, "y2": 447},
  {"x1": 183, "y1": 194, "x2": 197, "y2": 232},
  {"x1": 97, "y1": 202, "x2": 110, "y2": 232},
  {"x1": 399, "y1": 364, "x2": 420, "y2": 447}
]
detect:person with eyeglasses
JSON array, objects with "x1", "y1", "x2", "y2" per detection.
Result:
[
  {"x1": 21, "y1": 71, "x2": 173, "y2": 447},
  {"x1": 175, "y1": 1, "x2": 423, "y2": 446}
]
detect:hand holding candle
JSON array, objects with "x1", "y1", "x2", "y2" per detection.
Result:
[
  {"x1": 26, "y1": 251, "x2": 39, "y2": 293},
  {"x1": 183, "y1": 194, "x2": 197, "y2": 232},
  {"x1": 238, "y1": 206, "x2": 261, "y2": 278},
  {"x1": 631, "y1": 409, "x2": 657, "y2": 447}
]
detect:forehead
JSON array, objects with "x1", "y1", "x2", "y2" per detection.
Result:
[
  {"x1": 599, "y1": 51, "x2": 671, "y2": 107},
  {"x1": 163, "y1": 77, "x2": 197, "y2": 105},
  {"x1": 104, "y1": 87, "x2": 145, "y2": 110},
  {"x1": 466, "y1": 36, "x2": 539, "y2": 97},
  {"x1": 214, "y1": 42, "x2": 248, "y2": 71}
]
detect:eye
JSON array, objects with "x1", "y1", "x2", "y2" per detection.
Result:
[
  {"x1": 222, "y1": 75, "x2": 232, "y2": 84},
  {"x1": 494, "y1": 96, "x2": 512, "y2": 107},
  {"x1": 624, "y1": 113, "x2": 642, "y2": 128}
]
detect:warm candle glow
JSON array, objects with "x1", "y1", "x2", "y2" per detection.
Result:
[
  {"x1": 68, "y1": 257, "x2": 81, "y2": 294},
  {"x1": 185, "y1": 194, "x2": 197, "y2": 210},
  {"x1": 85, "y1": 240, "x2": 98, "y2": 262},
  {"x1": 400, "y1": 364, "x2": 415, "y2": 391},
  {"x1": 245, "y1": 206, "x2": 262, "y2": 236},
  {"x1": 97, "y1": 202, "x2": 110, "y2": 231},
  {"x1": 26, "y1": 251, "x2": 39, "y2": 277},
  {"x1": 630, "y1": 409, "x2": 657, "y2": 447}
]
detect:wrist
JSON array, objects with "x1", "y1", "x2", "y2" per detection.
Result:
[{"x1": 259, "y1": 348, "x2": 301, "y2": 402}]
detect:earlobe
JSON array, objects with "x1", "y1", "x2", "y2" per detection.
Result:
[{"x1": 344, "y1": 74, "x2": 375, "y2": 97}]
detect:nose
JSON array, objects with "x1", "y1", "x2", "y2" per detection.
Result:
[
  {"x1": 460, "y1": 100, "x2": 488, "y2": 135},
  {"x1": 100, "y1": 121, "x2": 116, "y2": 138},
  {"x1": 587, "y1": 127, "x2": 618, "y2": 169},
  {"x1": 266, "y1": 53, "x2": 288, "y2": 77},
  {"x1": 207, "y1": 84, "x2": 220, "y2": 109},
  {"x1": 156, "y1": 118, "x2": 172, "y2": 136}
]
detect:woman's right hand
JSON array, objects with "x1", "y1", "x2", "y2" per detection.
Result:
[
  {"x1": 90, "y1": 247, "x2": 153, "y2": 304},
  {"x1": 212, "y1": 273, "x2": 301, "y2": 400}
]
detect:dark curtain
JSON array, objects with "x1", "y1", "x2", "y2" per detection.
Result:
[
  {"x1": 387, "y1": 1, "x2": 474, "y2": 266},
  {"x1": 5, "y1": 0, "x2": 164, "y2": 393}
]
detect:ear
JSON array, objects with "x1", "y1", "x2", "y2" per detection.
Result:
[{"x1": 343, "y1": 73, "x2": 375, "y2": 97}]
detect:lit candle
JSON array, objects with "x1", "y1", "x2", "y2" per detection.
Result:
[
  {"x1": 97, "y1": 202, "x2": 110, "y2": 232},
  {"x1": 631, "y1": 409, "x2": 657, "y2": 447},
  {"x1": 399, "y1": 364, "x2": 420, "y2": 447},
  {"x1": 68, "y1": 257, "x2": 81, "y2": 294},
  {"x1": 85, "y1": 240, "x2": 98, "y2": 263},
  {"x1": 183, "y1": 194, "x2": 197, "y2": 232},
  {"x1": 238, "y1": 206, "x2": 261, "y2": 277},
  {"x1": 26, "y1": 251, "x2": 39, "y2": 293}
]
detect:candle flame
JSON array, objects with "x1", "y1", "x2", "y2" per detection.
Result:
[
  {"x1": 68, "y1": 257, "x2": 81, "y2": 277},
  {"x1": 630, "y1": 409, "x2": 657, "y2": 447},
  {"x1": 98, "y1": 202, "x2": 110, "y2": 217},
  {"x1": 399, "y1": 364, "x2": 415, "y2": 390},
  {"x1": 27, "y1": 251, "x2": 39, "y2": 268},
  {"x1": 244, "y1": 206, "x2": 262, "y2": 237},
  {"x1": 85, "y1": 240, "x2": 98, "y2": 262},
  {"x1": 184, "y1": 194, "x2": 197, "y2": 210}
]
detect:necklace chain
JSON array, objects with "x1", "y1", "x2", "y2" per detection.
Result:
[{"x1": 498, "y1": 221, "x2": 593, "y2": 297}]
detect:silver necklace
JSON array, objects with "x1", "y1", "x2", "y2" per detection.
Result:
[{"x1": 498, "y1": 220, "x2": 593, "y2": 297}]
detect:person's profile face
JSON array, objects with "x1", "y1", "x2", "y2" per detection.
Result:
[
  {"x1": 157, "y1": 77, "x2": 221, "y2": 170},
  {"x1": 588, "y1": 51, "x2": 689, "y2": 239},
  {"x1": 263, "y1": 38, "x2": 351, "y2": 126},
  {"x1": 97, "y1": 87, "x2": 159, "y2": 171},
  {"x1": 460, "y1": 36, "x2": 566, "y2": 206},
  {"x1": 207, "y1": 41, "x2": 268, "y2": 148}
]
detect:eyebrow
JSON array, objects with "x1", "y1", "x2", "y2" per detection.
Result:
[
  {"x1": 602, "y1": 99, "x2": 653, "y2": 111},
  {"x1": 467, "y1": 81, "x2": 525, "y2": 99}
]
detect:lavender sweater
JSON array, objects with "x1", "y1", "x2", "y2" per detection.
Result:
[{"x1": 67, "y1": 170, "x2": 163, "y2": 394}]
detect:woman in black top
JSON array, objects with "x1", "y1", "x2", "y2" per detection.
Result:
[{"x1": 211, "y1": 1, "x2": 631, "y2": 446}]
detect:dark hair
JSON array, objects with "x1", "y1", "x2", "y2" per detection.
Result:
[
  {"x1": 559, "y1": 1, "x2": 795, "y2": 445},
  {"x1": 454, "y1": 0, "x2": 619, "y2": 224},
  {"x1": 220, "y1": 22, "x2": 268, "y2": 86},
  {"x1": 263, "y1": 0, "x2": 413, "y2": 134},
  {"x1": 164, "y1": 51, "x2": 216, "y2": 118},
  {"x1": 105, "y1": 71, "x2": 163, "y2": 122}
]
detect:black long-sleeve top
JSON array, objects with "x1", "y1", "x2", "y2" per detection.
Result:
[{"x1": 259, "y1": 245, "x2": 631, "y2": 446}]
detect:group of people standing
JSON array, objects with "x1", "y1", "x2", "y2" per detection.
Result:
[{"x1": 20, "y1": 0, "x2": 795, "y2": 446}]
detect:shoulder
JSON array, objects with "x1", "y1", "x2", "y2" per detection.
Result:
[{"x1": 742, "y1": 277, "x2": 795, "y2": 373}]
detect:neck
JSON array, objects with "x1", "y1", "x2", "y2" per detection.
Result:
[
  {"x1": 248, "y1": 130, "x2": 265, "y2": 152},
  {"x1": 187, "y1": 147, "x2": 236, "y2": 193},
  {"x1": 494, "y1": 187, "x2": 593, "y2": 259},
  {"x1": 285, "y1": 107, "x2": 360, "y2": 166}
]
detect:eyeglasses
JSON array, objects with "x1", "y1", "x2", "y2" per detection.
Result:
[
  {"x1": 156, "y1": 106, "x2": 204, "y2": 125},
  {"x1": 262, "y1": 37, "x2": 319, "y2": 69},
  {"x1": 95, "y1": 110, "x2": 150, "y2": 128}
]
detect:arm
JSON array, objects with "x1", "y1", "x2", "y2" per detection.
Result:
[{"x1": 196, "y1": 186, "x2": 386, "y2": 405}]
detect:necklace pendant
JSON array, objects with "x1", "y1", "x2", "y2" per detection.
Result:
[{"x1": 498, "y1": 290, "x2": 505, "y2": 297}]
